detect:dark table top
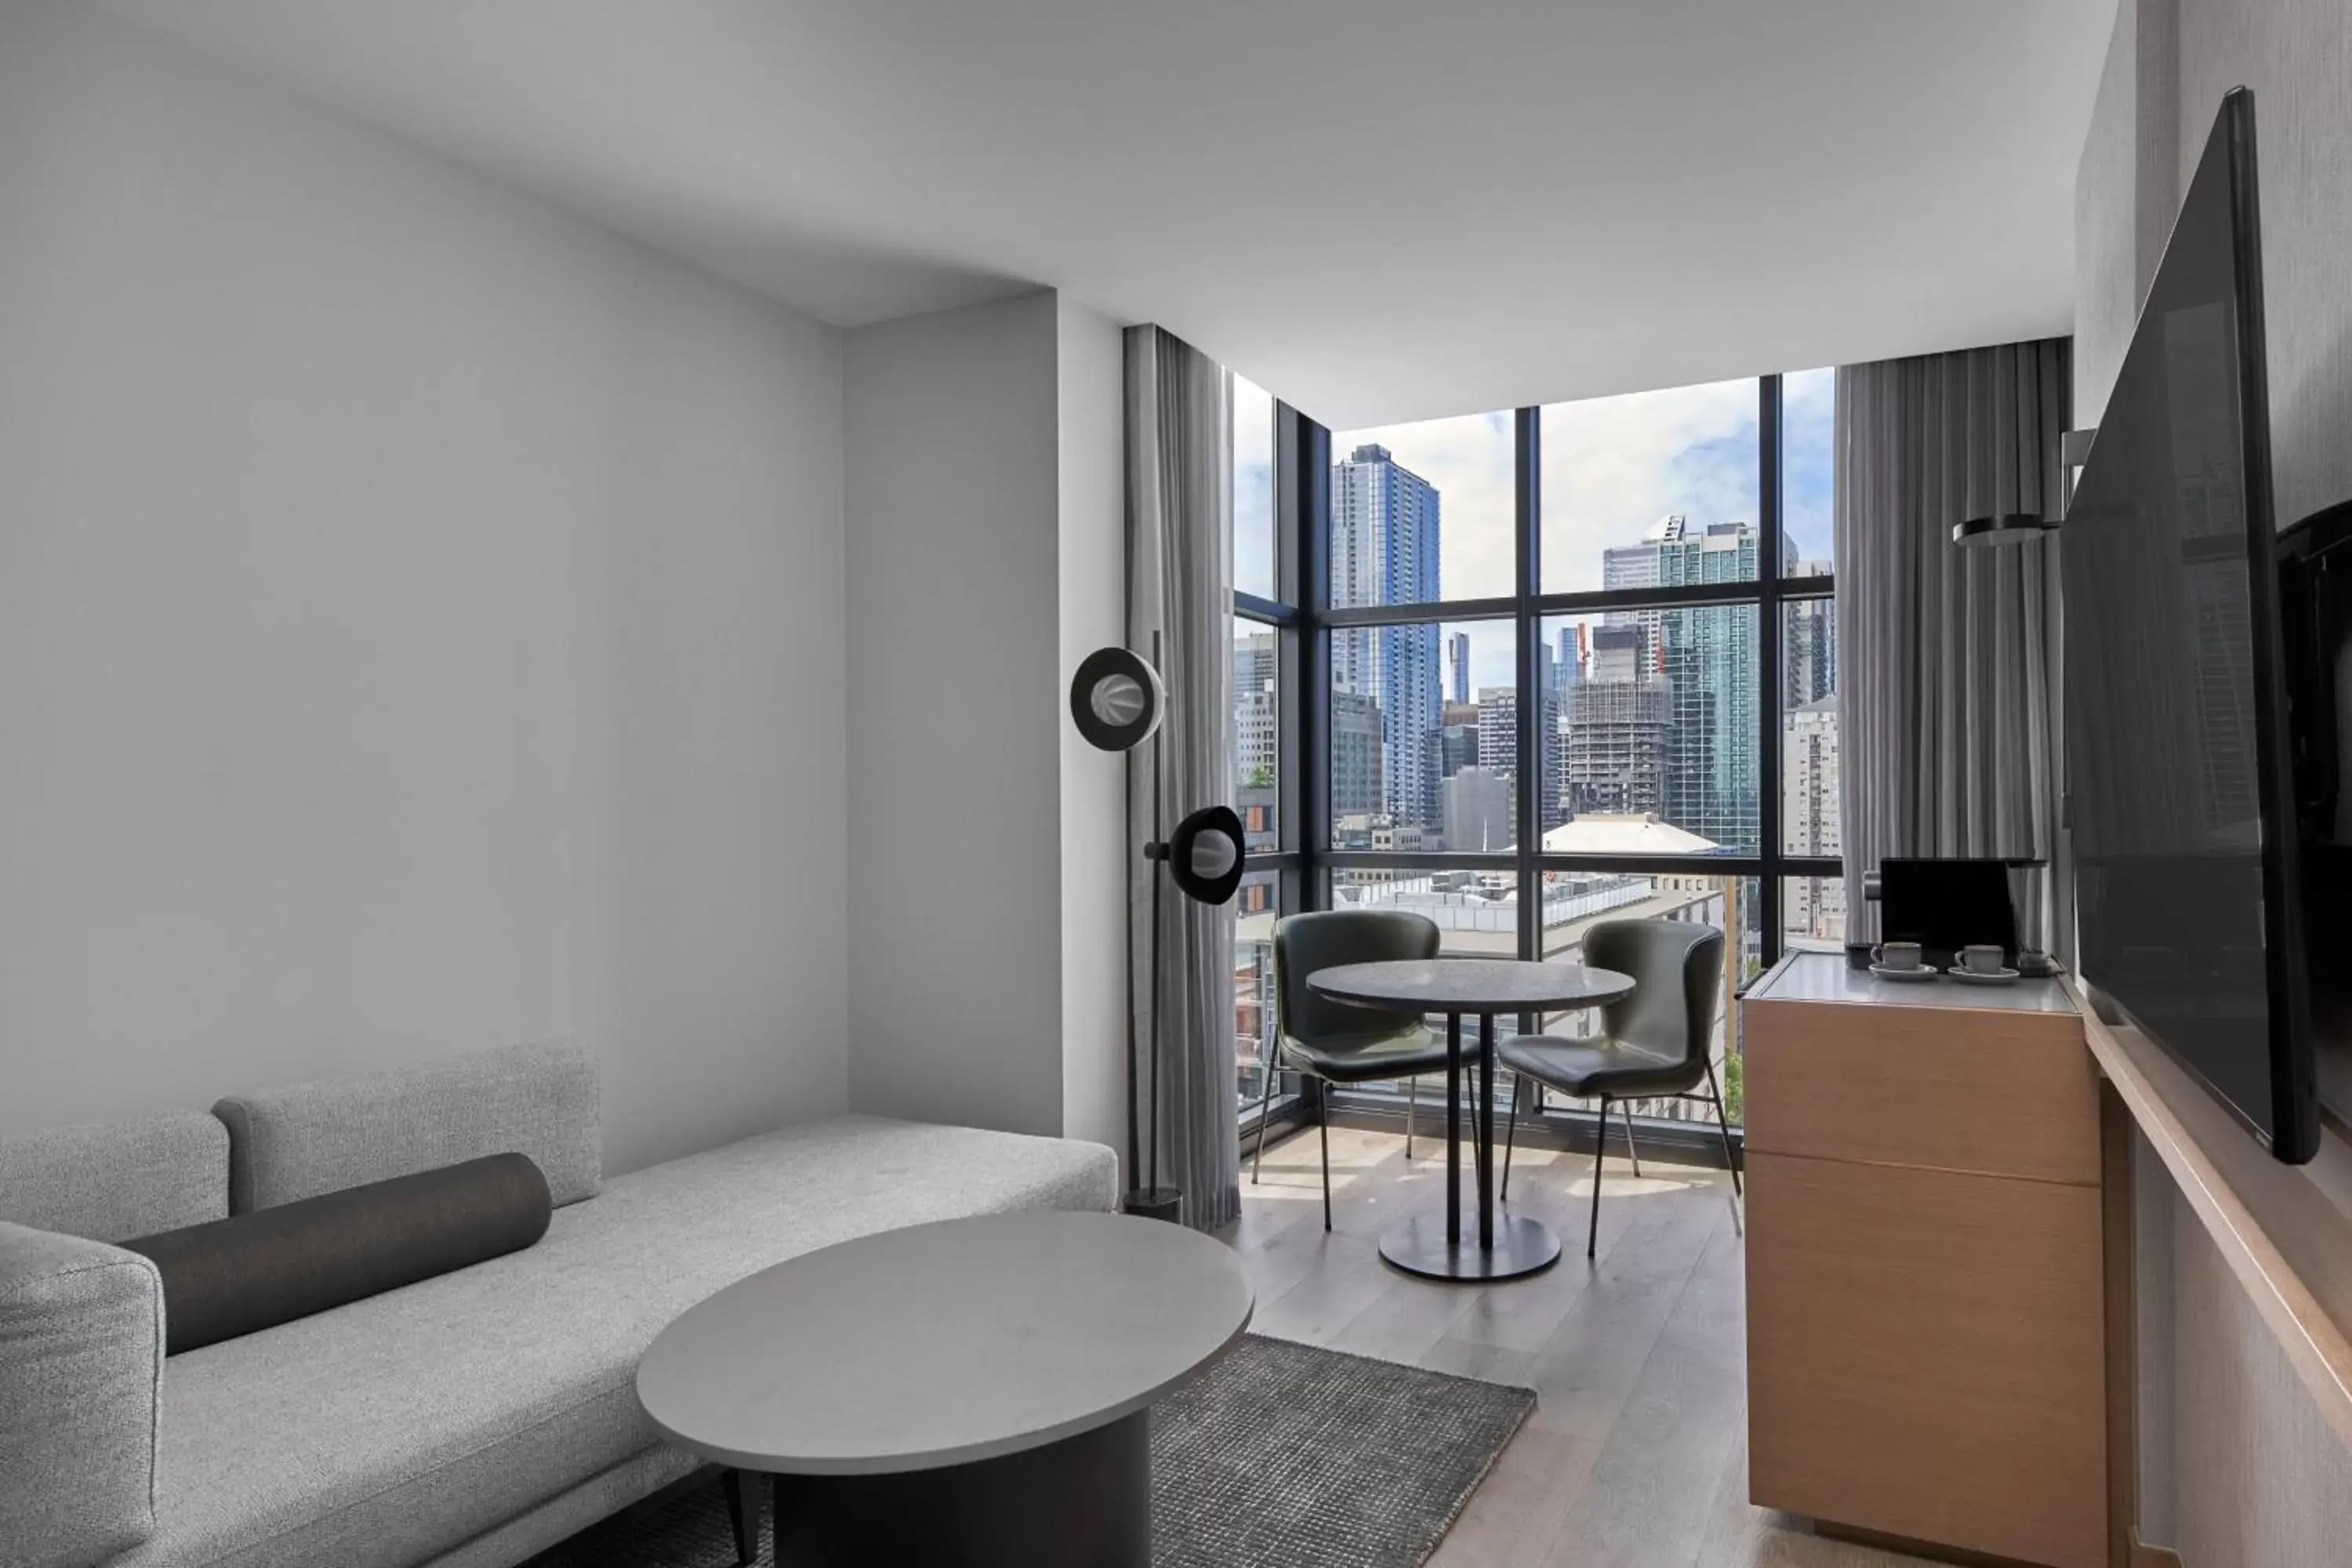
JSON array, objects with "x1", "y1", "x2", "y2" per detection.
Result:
[{"x1": 1307, "y1": 957, "x2": 1636, "y2": 1014}]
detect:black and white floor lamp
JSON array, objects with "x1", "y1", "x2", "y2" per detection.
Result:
[{"x1": 1069, "y1": 641, "x2": 1243, "y2": 1222}]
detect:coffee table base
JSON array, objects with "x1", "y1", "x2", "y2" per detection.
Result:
[
  {"x1": 773, "y1": 1407, "x2": 1149, "y2": 1567},
  {"x1": 1379, "y1": 1210, "x2": 1563, "y2": 1282}
]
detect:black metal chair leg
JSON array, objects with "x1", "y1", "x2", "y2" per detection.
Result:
[
  {"x1": 1704, "y1": 1056, "x2": 1743, "y2": 1197},
  {"x1": 1501, "y1": 1075, "x2": 1524, "y2": 1202},
  {"x1": 721, "y1": 1468, "x2": 762, "y2": 1567},
  {"x1": 1250, "y1": 1047, "x2": 1279, "y2": 1184},
  {"x1": 1319, "y1": 1114, "x2": 1332, "y2": 1231},
  {"x1": 1406, "y1": 1076, "x2": 1417, "y2": 1159},
  {"x1": 1588, "y1": 1097, "x2": 1610, "y2": 1260}
]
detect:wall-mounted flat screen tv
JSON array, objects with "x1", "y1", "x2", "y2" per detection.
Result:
[{"x1": 2063, "y1": 87, "x2": 2321, "y2": 1163}]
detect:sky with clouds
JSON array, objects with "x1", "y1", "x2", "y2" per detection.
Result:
[{"x1": 1233, "y1": 367, "x2": 1835, "y2": 696}]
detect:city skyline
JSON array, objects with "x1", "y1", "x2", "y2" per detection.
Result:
[
  {"x1": 1233, "y1": 368, "x2": 1836, "y2": 705},
  {"x1": 1312, "y1": 510, "x2": 1831, "y2": 850}
]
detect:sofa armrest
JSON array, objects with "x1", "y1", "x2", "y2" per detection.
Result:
[{"x1": 0, "y1": 1221, "x2": 162, "y2": 1568}]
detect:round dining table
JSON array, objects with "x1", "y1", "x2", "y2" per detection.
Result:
[{"x1": 1307, "y1": 956, "x2": 1635, "y2": 1282}]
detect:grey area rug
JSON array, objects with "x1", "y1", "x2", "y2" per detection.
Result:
[{"x1": 525, "y1": 1334, "x2": 1534, "y2": 1568}]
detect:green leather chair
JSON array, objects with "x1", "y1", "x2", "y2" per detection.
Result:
[
  {"x1": 1255, "y1": 909, "x2": 1449, "y2": 1229},
  {"x1": 1497, "y1": 917, "x2": 1740, "y2": 1258}
]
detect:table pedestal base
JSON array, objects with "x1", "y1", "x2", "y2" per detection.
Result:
[
  {"x1": 774, "y1": 1407, "x2": 1149, "y2": 1567},
  {"x1": 1378, "y1": 1211, "x2": 1563, "y2": 1282}
]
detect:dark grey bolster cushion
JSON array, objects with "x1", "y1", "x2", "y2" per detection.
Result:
[{"x1": 120, "y1": 1153, "x2": 551, "y2": 1355}]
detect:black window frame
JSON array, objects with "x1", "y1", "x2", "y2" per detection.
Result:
[{"x1": 1232, "y1": 399, "x2": 1312, "y2": 1151}]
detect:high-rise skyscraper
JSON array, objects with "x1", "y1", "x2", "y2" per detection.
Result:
[
  {"x1": 1563, "y1": 624, "x2": 1672, "y2": 816},
  {"x1": 1422, "y1": 701, "x2": 1481, "y2": 819},
  {"x1": 1330, "y1": 445, "x2": 1441, "y2": 829},
  {"x1": 1441, "y1": 767, "x2": 1513, "y2": 853},
  {"x1": 1231, "y1": 630, "x2": 1279, "y2": 789},
  {"x1": 1232, "y1": 629, "x2": 1277, "y2": 695},
  {"x1": 1558, "y1": 624, "x2": 1584, "y2": 689},
  {"x1": 1784, "y1": 695, "x2": 1844, "y2": 940},
  {"x1": 1597, "y1": 515, "x2": 1786, "y2": 851},
  {"x1": 1436, "y1": 702, "x2": 1480, "y2": 773},
  {"x1": 1330, "y1": 689, "x2": 1385, "y2": 818},
  {"x1": 1475, "y1": 674, "x2": 1563, "y2": 832},
  {"x1": 1446, "y1": 630, "x2": 1470, "y2": 706},
  {"x1": 1784, "y1": 561, "x2": 1836, "y2": 709}
]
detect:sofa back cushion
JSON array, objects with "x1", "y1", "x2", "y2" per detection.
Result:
[
  {"x1": 213, "y1": 1042, "x2": 601, "y2": 1213},
  {"x1": 0, "y1": 1112, "x2": 229, "y2": 1244}
]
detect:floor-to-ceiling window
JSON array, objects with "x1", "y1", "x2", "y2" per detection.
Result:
[
  {"x1": 1230, "y1": 374, "x2": 1305, "y2": 1145},
  {"x1": 1225, "y1": 369, "x2": 1839, "y2": 1160}
]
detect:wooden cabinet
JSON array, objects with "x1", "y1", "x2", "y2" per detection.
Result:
[{"x1": 1742, "y1": 954, "x2": 2107, "y2": 1568}]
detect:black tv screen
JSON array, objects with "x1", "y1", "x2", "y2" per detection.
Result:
[{"x1": 2063, "y1": 88, "x2": 2319, "y2": 1163}]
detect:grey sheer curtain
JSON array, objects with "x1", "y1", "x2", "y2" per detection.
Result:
[
  {"x1": 1835, "y1": 338, "x2": 2071, "y2": 947},
  {"x1": 1124, "y1": 325, "x2": 1239, "y2": 1231}
]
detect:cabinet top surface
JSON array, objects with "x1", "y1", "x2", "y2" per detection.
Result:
[{"x1": 1748, "y1": 951, "x2": 2080, "y2": 1014}]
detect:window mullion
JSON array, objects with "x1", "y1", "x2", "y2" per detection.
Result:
[{"x1": 1759, "y1": 375, "x2": 1784, "y2": 967}]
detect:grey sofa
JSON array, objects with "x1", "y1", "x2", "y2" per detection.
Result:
[{"x1": 0, "y1": 1044, "x2": 1118, "y2": 1568}]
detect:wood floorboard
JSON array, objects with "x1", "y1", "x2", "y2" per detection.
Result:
[
  {"x1": 1520, "y1": 1186, "x2": 1727, "y2": 1442},
  {"x1": 1541, "y1": 1210, "x2": 1746, "y2": 1567},
  {"x1": 1247, "y1": 1229, "x2": 1397, "y2": 1344},
  {"x1": 1222, "y1": 1127, "x2": 1937, "y2": 1568},
  {"x1": 1425, "y1": 1427, "x2": 1602, "y2": 1568}
]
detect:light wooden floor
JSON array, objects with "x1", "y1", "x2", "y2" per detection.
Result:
[{"x1": 1218, "y1": 1124, "x2": 1942, "y2": 1568}]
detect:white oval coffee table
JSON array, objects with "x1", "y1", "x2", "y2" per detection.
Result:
[{"x1": 636, "y1": 1209, "x2": 1252, "y2": 1566}]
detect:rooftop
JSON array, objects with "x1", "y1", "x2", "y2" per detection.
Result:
[{"x1": 1541, "y1": 814, "x2": 1722, "y2": 857}]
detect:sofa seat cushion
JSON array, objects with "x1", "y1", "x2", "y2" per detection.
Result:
[{"x1": 115, "y1": 1116, "x2": 1116, "y2": 1568}]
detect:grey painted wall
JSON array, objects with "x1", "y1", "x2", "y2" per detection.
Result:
[
  {"x1": 2078, "y1": 0, "x2": 2352, "y2": 524},
  {"x1": 2175, "y1": 0, "x2": 2352, "y2": 532},
  {"x1": 2077, "y1": 2, "x2": 2352, "y2": 1559},
  {"x1": 840, "y1": 292, "x2": 1129, "y2": 1150},
  {"x1": 0, "y1": 4, "x2": 850, "y2": 1175},
  {"x1": 1054, "y1": 297, "x2": 1131, "y2": 1174},
  {"x1": 843, "y1": 292, "x2": 1070, "y2": 1138}
]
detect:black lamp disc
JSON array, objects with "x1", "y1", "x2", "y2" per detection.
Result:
[
  {"x1": 1069, "y1": 647, "x2": 1163, "y2": 753},
  {"x1": 1166, "y1": 805, "x2": 1246, "y2": 906}
]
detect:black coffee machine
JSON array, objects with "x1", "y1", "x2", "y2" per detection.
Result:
[{"x1": 1849, "y1": 856, "x2": 2041, "y2": 973}]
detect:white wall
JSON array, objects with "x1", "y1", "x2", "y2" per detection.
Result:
[
  {"x1": 2076, "y1": 2, "x2": 2352, "y2": 1559},
  {"x1": 843, "y1": 293, "x2": 1068, "y2": 1136},
  {"x1": 0, "y1": 3, "x2": 849, "y2": 1175},
  {"x1": 841, "y1": 292, "x2": 1129, "y2": 1149},
  {"x1": 1055, "y1": 298, "x2": 1131, "y2": 1174}
]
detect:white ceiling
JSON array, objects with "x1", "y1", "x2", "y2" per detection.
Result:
[{"x1": 95, "y1": 0, "x2": 2116, "y2": 427}]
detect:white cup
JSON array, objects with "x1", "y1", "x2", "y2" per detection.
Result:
[
  {"x1": 1959, "y1": 943, "x2": 2007, "y2": 975},
  {"x1": 1872, "y1": 941, "x2": 1924, "y2": 971}
]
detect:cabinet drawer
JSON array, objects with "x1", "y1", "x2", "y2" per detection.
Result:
[
  {"x1": 1743, "y1": 998, "x2": 2100, "y2": 1185},
  {"x1": 1745, "y1": 1151, "x2": 2107, "y2": 1568}
]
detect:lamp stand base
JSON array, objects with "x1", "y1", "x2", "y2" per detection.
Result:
[{"x1": 1122, "y1": 1187, "x2": 1183, "y2": 1223}]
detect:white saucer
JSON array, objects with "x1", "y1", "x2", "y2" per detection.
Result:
[
  {"x1": 1946, "y1": 965, "x2": 2022, "y2": 985},
  {"x1": 1869, "y1": 963, "x2": 1939, "y2": 982}
]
